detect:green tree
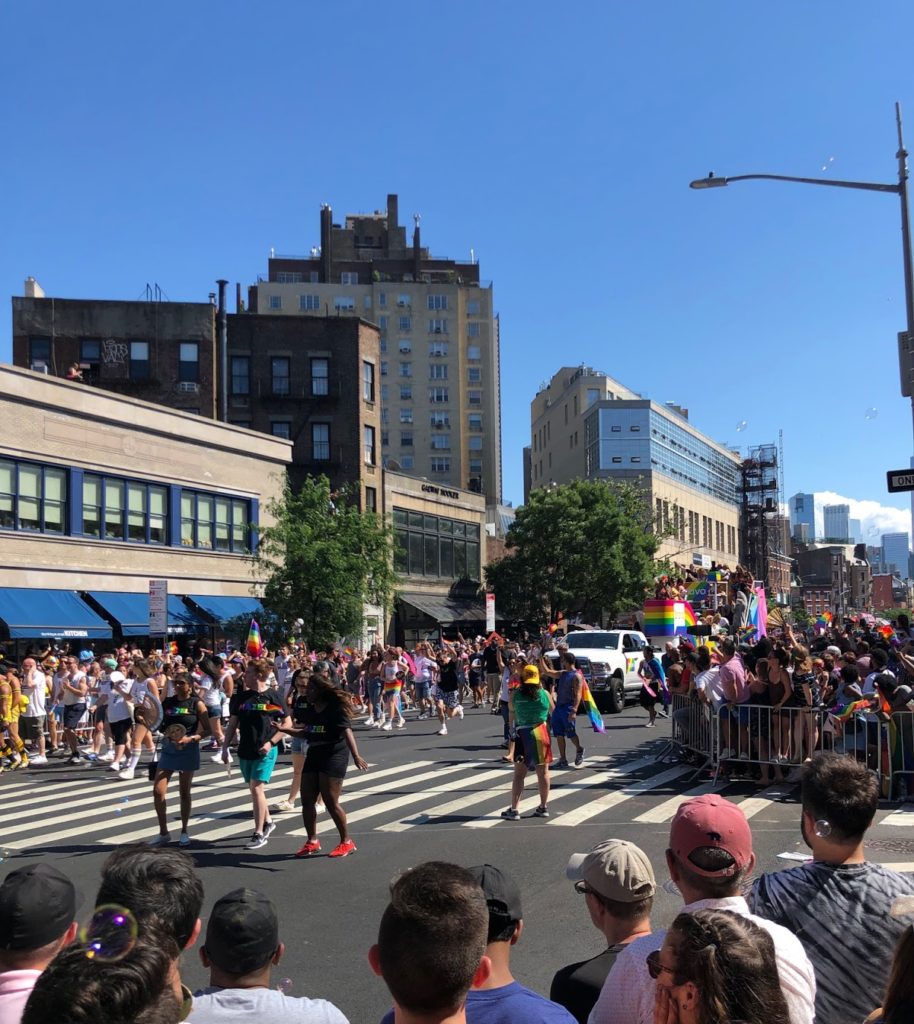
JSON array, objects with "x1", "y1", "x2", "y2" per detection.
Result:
[
  {"x1": 484, "y1": 479, "x2": 661, "y2": 625},
  {"x1": 252, "y1": 476, "x2": 397, "y2": 650}
]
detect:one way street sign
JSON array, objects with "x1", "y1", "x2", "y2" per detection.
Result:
[{"x1": 887, "y1": 469, "x2": 914, "y2": 493}]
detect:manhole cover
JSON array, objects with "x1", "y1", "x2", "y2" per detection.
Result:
[{"x1": 866, "y1": 839, "x2": 914, "y2": 855}]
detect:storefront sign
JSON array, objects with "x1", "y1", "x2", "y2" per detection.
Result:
[
  {"x1": 149, "y1": 579, "x2": 168, "y2": 635},
  {"x1": 486, "y1": 592, "x2": 496, "y2": 632},
  {"x1": 421, "y1": 484, "x2": 460, "y2": 499}
]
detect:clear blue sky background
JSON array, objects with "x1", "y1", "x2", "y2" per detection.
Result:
[{"x1": 4, "y1": 2, "x2": 914, "y2": 535}]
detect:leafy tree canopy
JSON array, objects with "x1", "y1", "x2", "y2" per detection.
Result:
[
  {"x1": 252, "y1": 476, "x2": 397, "y2": 650},
  {"x1": 484, "y1": 479, "x2": 661, "y2": 625}
]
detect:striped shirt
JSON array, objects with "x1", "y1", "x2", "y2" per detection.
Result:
[{"x1": 749, "y1": 861, "x2": 913, "y2": 1024}]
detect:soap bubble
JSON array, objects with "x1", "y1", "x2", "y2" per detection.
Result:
[
  {"x1": 79, "y1": 905, "x2": 138, "y2": 962},
  {"x1": 114, "y1": 797, "x2": 130, "y2": 816},
  {"x1": 662, "y1": 879, "x2": 681, "y2": 896},
  {"x1": 0, "y1": 849, "x2": 12, "y2": 863},
  {"x1": 276, "y1": 978, "x2": 294, "y2": 995},
  {"x1": 864, "y1": 407, "x2": 878, "y2": 420},
  {"x1": 735, "y1": 420, "x2": 748, "y2": 433}
]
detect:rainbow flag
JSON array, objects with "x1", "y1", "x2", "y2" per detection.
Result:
[
  {"x1": 246, "y1": 619, "x2": 264, "y2": 657},
  {"x1": 531, "y1": 722, "x2": 553, "y2": 765},
  {"x1": 829, "y1": 699, "x2": 871, "y2": 721},
  {"x1": 816, "y1": 611, "x2": 833, "y2": 630},
  {"x1": 642, "y1": 599, "x2": 697, "y2": 637},
  {"x1": 166, "y1": 641, "x2": 178, "y2": 656},
  {"x1": 580, "y1": 681, "x2": 605, "y2": 733},
  {"x1": 878, "y1": 624, "x2": 896, "y2": 641}
]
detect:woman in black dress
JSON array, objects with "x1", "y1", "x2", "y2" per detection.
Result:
[{"x1": 276, "y1": 673, "x2": 368, "y2": 859}]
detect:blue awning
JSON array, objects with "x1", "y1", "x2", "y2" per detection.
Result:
[
  {"x1": 0, "y1": 589, "x2": 113, "y2": 640},
  {"x1": 185, "y1": 594, "x2": 265, "y2": 624},
  {"x1": 84, "y1": 592, "x2": 208, "y2": 637}
]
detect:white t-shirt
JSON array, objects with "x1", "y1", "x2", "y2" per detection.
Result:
[
  {"x1": 188, "y1": 987, "x2": 348, "y2": 1024},
  {"x1": 106, "y1": 672, "x2": 134, "y2": 723},
  {"x1": 196, "y1": 674, "x2": 222, "y2": 708},
  {"x1": 62, "y1": 671, "x2": 87, "y2": 707},
  {"x1": 694, "y1": 666, "x2": 724, "y2": 710},
  {"x1": 23, "y1": 670, "x2": 47, "y2": 717}
]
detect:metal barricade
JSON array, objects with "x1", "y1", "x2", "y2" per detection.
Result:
[
  {"x1": 661, "y1": 693, "x2": 719, "y2": 780},
  {"x1": 881, "y1": 709, "x2": 914, "y2": 801}
]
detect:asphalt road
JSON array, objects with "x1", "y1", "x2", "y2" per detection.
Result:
[{"x1": 3, "y1": 702, "x2": 913, "y2": 1023}]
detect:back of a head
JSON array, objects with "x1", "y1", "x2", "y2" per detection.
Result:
[
  {"x1": 801, "y1": 751, "x2": 879, "y2": 841},
  {"x1": 377, "y1": 862, "x2": 487, "y2": 1017},
  {"x1": 96, "y1": 846, "x2": 203, "y2": 955},
  {"x1": 23, "y1": 935, "x2": 178, "y2": 1024},
  {"x1": 669, "y1": 909, "x2": 790, "y2": 1024}
]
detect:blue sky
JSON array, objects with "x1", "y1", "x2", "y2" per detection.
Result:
[{"x1": 4, "y1": 2, "x2": 914, "y2": 537}]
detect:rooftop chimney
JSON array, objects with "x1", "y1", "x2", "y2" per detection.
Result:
[
  {"x1": 320, "y1": 204, "x2": 332, "y2": 284},
  {"x1": 413, "y1": 213, "x2": 421, "y2": 280},
  {"x1": 387, "y1": 193, "x2": 399, "y2": 231},
  {"x1": 24, "y1": 277, "x2": 45, "y2": 298}
]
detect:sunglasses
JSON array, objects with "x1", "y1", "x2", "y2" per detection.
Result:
[
  {"x1": 573, "y1": 880, "x2": 595, "y2": 896},
  {"x1": 646, "y1": 951, "x2": 676, "y2": 981}
]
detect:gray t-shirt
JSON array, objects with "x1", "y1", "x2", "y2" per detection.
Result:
[{"x1": 188, "y1": 987, "x2": 349, "y2": 1024}]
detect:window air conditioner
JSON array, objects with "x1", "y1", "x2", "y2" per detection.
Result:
[{"x1": 179, "y1": 381, "x2": 200, "y2": 393}]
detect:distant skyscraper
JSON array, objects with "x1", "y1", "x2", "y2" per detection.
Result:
[
  {"x1": 849, "y1": 518, "x2": 862, "y2": 543},
  {"x1": 823, "y1": 504, "x2": 851, "y2": 541},
  {"x1": 789, "y1": 493, "x2": 815, "y2": 540},
  {"x1": 881, "y1": 532, "x2": 910, "y2": 578}
]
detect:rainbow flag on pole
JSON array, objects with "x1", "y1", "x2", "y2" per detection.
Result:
[
  {"x1": 580, "y1": 680, "x2": 605, "y2": 733},
  {"x1": 829, "y1": 699, "x2": 871, "y2": 722},
  {"x1": 246, "y1": 619, "x2": 264, "y2": 657}
]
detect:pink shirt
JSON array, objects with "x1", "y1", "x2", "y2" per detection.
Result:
[
  {"x1": 719, "y1": 653, "x2": 749, "y2": 703},
  {"x1": 0, "y1": 970, "x2": 42, "y2": 1024}
]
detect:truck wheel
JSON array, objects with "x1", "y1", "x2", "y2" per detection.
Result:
[{"x1": 605, "y1": 676, "x2": 625, "y2": 714}]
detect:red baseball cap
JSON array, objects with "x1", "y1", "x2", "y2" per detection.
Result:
[{"x1": 669, "y1": 795, "x2": 752, "y2": 877}]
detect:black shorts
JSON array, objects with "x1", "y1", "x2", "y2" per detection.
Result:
[
  {"x1": 63, "y1": 704, "x2": 87, "y2": 730},
  {"x1": 302, "y1": 742, "x2": 349, "y2": 779},
  {"x1": 95, "y1": 705, "x2": 108, "y2": 724},
  {"x1": 109, "y1": 718, "x2": 131, "y2": 744}
]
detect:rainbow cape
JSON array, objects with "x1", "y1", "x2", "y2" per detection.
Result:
[
  {"x1": 246, "y1": 619, "x2": 264, "y2": 657},
  {"x1": 829, "y1": 699, "x2": 870, "y2": 721},
  {"x1": 580, "y1": 680, "x2": 605, "y2": 733}
]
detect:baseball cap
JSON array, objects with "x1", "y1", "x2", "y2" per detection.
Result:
[
  {"x1": 103, "y1": 657, "x2": 117, "y2": 669},
  {"x1": 0, "y1": 864, "x2": 79, "y2": 950},
  {"x1": 669, "y1": 795, "x2": 753, "y2": 877},
  {"x1": 521, "y1": 665, "x2": 540, "y2": 685},
  {"x1": 468, "y1": 864, "x2": 523, "y2": 922},
  {"x1": 565, "y1": 839, "x2": 656, "y2": 902},
  {"x1": 204, "y1": 888, "x2": 279, "y2": 975},
  {"x1": 826, "y1": 645, "x2": 842, "y2": 657}
]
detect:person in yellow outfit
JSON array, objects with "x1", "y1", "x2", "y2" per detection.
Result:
[{"x1": 0, "y1": 668, "x2": 29, "y2": 769}]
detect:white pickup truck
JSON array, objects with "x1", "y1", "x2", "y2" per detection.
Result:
[{"x1": 544, "y1": 628, "x2": 648, "y2": 713}]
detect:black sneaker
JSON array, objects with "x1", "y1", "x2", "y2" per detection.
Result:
[
  {"x1": 500, "y1": 808, "x2": 519, "y2": 820},
  {"x1": 574, "y1": 748, "x2": 585, "y2": 767},
  {"x1": 533, "y1": 805, "x2": 550, "y2": 817},
  {"x1": 244, "y1": 832, "x2": 268, "y2": 850},
  {"x1": 262, "y1": 820, "x2": 277, "y2": 840},
  {"x1": 67, "y1": 754, "x2": 83, "y2": 765}
]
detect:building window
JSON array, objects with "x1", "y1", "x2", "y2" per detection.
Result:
[
  {"x1": 468, "y1": 436, "x2": 483, "y2": 451},
  {"x1": 431, "y1": 412, "x2": 450, "y2": 428},
  {"x1": 271, "y1": 356, "x2": 291, "y2": 396},
  {"x1": 81, "y1": 473, "x2": 168, "y2": 545},
  {"x1": 231, "y1": 356, "x2": 250, "y2": 395},
  {"x1": 396, "y1": 294, "x2": 410, "y2": 307},
  {"x1": 80, "y1": 338, "x2": 101, "y2": 375},
  {"x1": 630, "y1": 425, "x2": 641, "y2": 432},
  {"x1": 398, "y1": 340, "x2": 412, "y2": 354},
  {"x1": 430, "y1": 364, "x2": 448, "y2": 380},
  {"x1": 341, "y1": 271, "x2": 359, "y2": 284},
  {"x1": 469, "y1": 458, "x2": 483, "y2": 474},
  {"x1": 631, "y1": 457, "x2": 641, "y2": 463},
  {"x1": 180, "y1": 489, "x2": 250, "y2": 552},
  {"x1": 311, "y1": 358, "x2": 329, "y2": 395},
  {"x1": 381, "y1": 361, "x2": 389, "y2": 376},
  {"x1": 381, "y1": 384, "x2": 389, "y2": 401},
  {"x1": 270, "y1": 421, "x2": 292, "y2": 439},
  {"x1": 399, "y1": 362, "x2": 412, "y2": 378},
  {"x1": 177, "y1": 342, "x2": 199, "y2": 384},
  {"x1": 612, "y1": 457, "x2": 622, "y2": 464},
  {"x1": 400, "y1": 431, "x2": 413, "y2": 447},
  {"x1": 428, "y1": 341, "x2": 448, "y2": 357},
  {"x1": 399, "y1": 315, "x2": 412, "y2": 331},
  {"x1": 587, "y1": 387, "x2": 600, "y2": 408},
  {"x1": 400, "y1": 408, "x2": 413, "y2": 423},
  {"x1": 429, "y1": 387, "x2": 449, "y2": 403},
  {"x1": 362, "y1": 361, "x2": 375, "y2": 402},
  {"x1": 611, "y1": 424, "x2": 621, "y2": 432},
  {"x1": 276, "y1": 272, "x2": 303, "y2": 283},
  {"x1": 431, "y1": 434, "x2": 451, "y2": 449},
  {"x1": 268, "y1": 295, "x2": 282, "y2": 310},
  {"x1": 229, "y1": 418, "x2": 251, "y2": 429},
  {"x1": 467, "y1": 367, "x2": 482, "y2": 383},
  {"x1": 127, "y1": 341, "x2": 149, "y2": 381},
  {"x1": 399, "y1": 384, "x2": 412, "y2": 400},
  {"x1": 380, "y1": 338, "x2": 388, "y2": 353},
  {"x1": 392, "y1": 509, "x2": 480, "y2": 580},
  {"x1": 0, "y1": 460, "x2": 66, "y2": 534},
  {"x1": 312, "y1": 423, "x2": 330, "y2": 461},
  {"x1": 430, "y1": 457, "x2": 451, "y2": 473},
  {"x1": 468, "y1": 413, "x2": 482, "y2": 431},
  {"x1": 467, "y1": 390, "x2": 482, "y2": 406},
  {"x1": 400, "y1": 455, "x2": 414, "y2": 469},
  {"x1": 467, "y1": 300, "x2": 480, "y2": 315},
  {"x1": 299, "y1": 294, "x2": 320, "y2": 311},
  {"x1": 29, "y1": 337, "x2": 51, "y2": 370},
  {"x1": 467, "y1": 322, "x2": 480, "y2": 338},
  {"x1": 428, "y1": 318, "x2": 448, "y2": 334},
  {"x1": 333, "y1": 296, "x2": 355, "y2": 311},
  {"x1": 364, "y1": 426, "x2": 376, "y2": 465},
  {"x1": 381, "y1": 430, "x2": 389, "y2": 447},
  {"x1": 427, "y1": 295, "x2": 448, "y2": 310},
  {"x1": 381, "y1": 407, "x2": 389, "y2": 423},
  {"x1": 365, "y1": 486, "x2": 377, "y2": 513},
  {"x1": 309, "y1": 271, "x2": 319, "y2": 283},
  {"x1": 467, "y1": 345, "x2": 481, "y2": 361}
]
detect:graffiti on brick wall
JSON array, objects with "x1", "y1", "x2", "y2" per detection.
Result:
[{"x1": 102, "y1": 339, "x2": 128, "y2": 366}]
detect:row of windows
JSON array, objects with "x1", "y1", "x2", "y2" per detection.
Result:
[
  {"x1": 229, "y1": 357, "x2": 375, "y2": 404},
  {"x1": 0, "y1": 458, "x2": 254, "y2": 552},
  {"x1": 377, "y1": 338, "x2": 483, "y2": 362},
  {"x1": 381, "y1": 432, "x2": 485, "y2": 451},
  {"x1": 654, "y1": 499, "x2": 737, "y2": 556},
  {"x1": 390, "y1": 411, "x2": 483, "y2": 430},
  {"x1": 392, "y1": 509, "x2": 481, "y2": 580},
  {"x1": 29, "y1": 338, "x2": 199, "y2": 383},
  {"x1": 379, "y1": 364, "x2": 483, "y2": 384}
]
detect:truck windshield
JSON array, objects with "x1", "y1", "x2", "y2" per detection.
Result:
[{"x1": 566, "y1": 633, "x2": 620, "y2": 649}]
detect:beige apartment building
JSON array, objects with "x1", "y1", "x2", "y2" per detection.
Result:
[
  {"x1": 0, "y1": 364, "x2": 291, "y2": 646},
  {"x1": 250, "y1": 194, "x2": 502, "y2": 505},
  {"x1": 528, "y1": 366, "x2": 742, "y2": 566}
]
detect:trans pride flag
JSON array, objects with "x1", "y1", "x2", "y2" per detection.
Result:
[{"x1": 580, "y1": 680, "x2": 606, "y2": 733}]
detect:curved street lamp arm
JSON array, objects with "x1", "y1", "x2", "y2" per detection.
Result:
[{"x1": 692, "y1": 172, "x2": 899, "y2": 194}]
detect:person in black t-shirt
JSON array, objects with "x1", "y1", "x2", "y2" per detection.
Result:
[
  {"x1": 222, "y1": 659, "x2": 292, "y2": 851},
  {"x1": 150, "y1": 673, "x2": 209, "y2": 848},
  {"x1": 274, "y1": 673, "x2": 367, "y2": 859}
]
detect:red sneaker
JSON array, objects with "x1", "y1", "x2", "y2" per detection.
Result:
[
  {"x1": 328, "y1": 839, "x2": 357, "y2": 858},
  {"x1": 295, "y1": 840, "x2": 321, "y2": 858}
]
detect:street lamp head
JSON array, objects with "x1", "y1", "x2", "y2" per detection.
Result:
[{"x1": 690, "y1": 174, "x2": 728, "y2": 189}]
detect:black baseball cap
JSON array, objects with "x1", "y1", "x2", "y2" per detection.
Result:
[
  {"x1": 468, "y1": 864, "x2": 523, "y2": 922},
  {"x1": 0, "y1": 864, "x2": 79, "y2": 950},
  {"x1": 204, "y1": 888, "x2": 278, "y2": 975}
]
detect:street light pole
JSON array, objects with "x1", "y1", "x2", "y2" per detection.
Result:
[{"x1": 690, "y1": 103, "x2": 914, "y2": 427}]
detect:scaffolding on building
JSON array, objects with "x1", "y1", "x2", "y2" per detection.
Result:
[{"x1": 740, "y1": 443, "x2": 786, "y2": 600}]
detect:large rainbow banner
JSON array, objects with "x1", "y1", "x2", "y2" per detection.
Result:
[{"x1": 642, "y1": 599, "x2": 697, "y2": 637}]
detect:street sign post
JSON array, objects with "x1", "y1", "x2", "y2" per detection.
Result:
[
  {"x1": 149, "y1": 579, "x2": 168, "y2": 635},
  {"x1": 886, "y1": 469, "x2": 914, "y2": 493}
]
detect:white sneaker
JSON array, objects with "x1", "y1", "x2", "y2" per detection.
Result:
[
  {"x1": 148, "y1": 833, "x2": 171, "y2": 846},
  {"x1": 211, "y1": 751, "x2": 231, "y2": 764},
  {"x1": 456, "y1": 705, "x2": 464, "y2": 720},
  {"x1": 436, "y1": 726, "x2": 448, "y2": 736},
  {"x1": 720, "y1": 748, "x2": 735, "y2": 759},
  {"x1": 396, "y1": 720, "x2": 406, "y2": 729},
  {"x1": 99, "y1": 752, "x2": 115, "y2": 762},
  {"x1": 178, "y1": 832, "x2": 191, "y2": 847},
  {"x1": 108, "y1": 762, "x2": 123, "y2": 772},
  {"x1": 271, "y1": 799, "x2": 296, "y2": 813},
  {"x1": 28, "y1": 755, "x2": 48, "y2": 765},
  {"x1": 381, "y1": 722, "x2": 392, "y2": 732},
  {"x1": 118, "y1": 767, "x2": 136, "y2": 781}
]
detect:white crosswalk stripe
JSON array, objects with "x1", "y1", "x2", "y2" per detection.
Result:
[{"x1": 0, "y1": 752, "x2": 816, "y2": 852}]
